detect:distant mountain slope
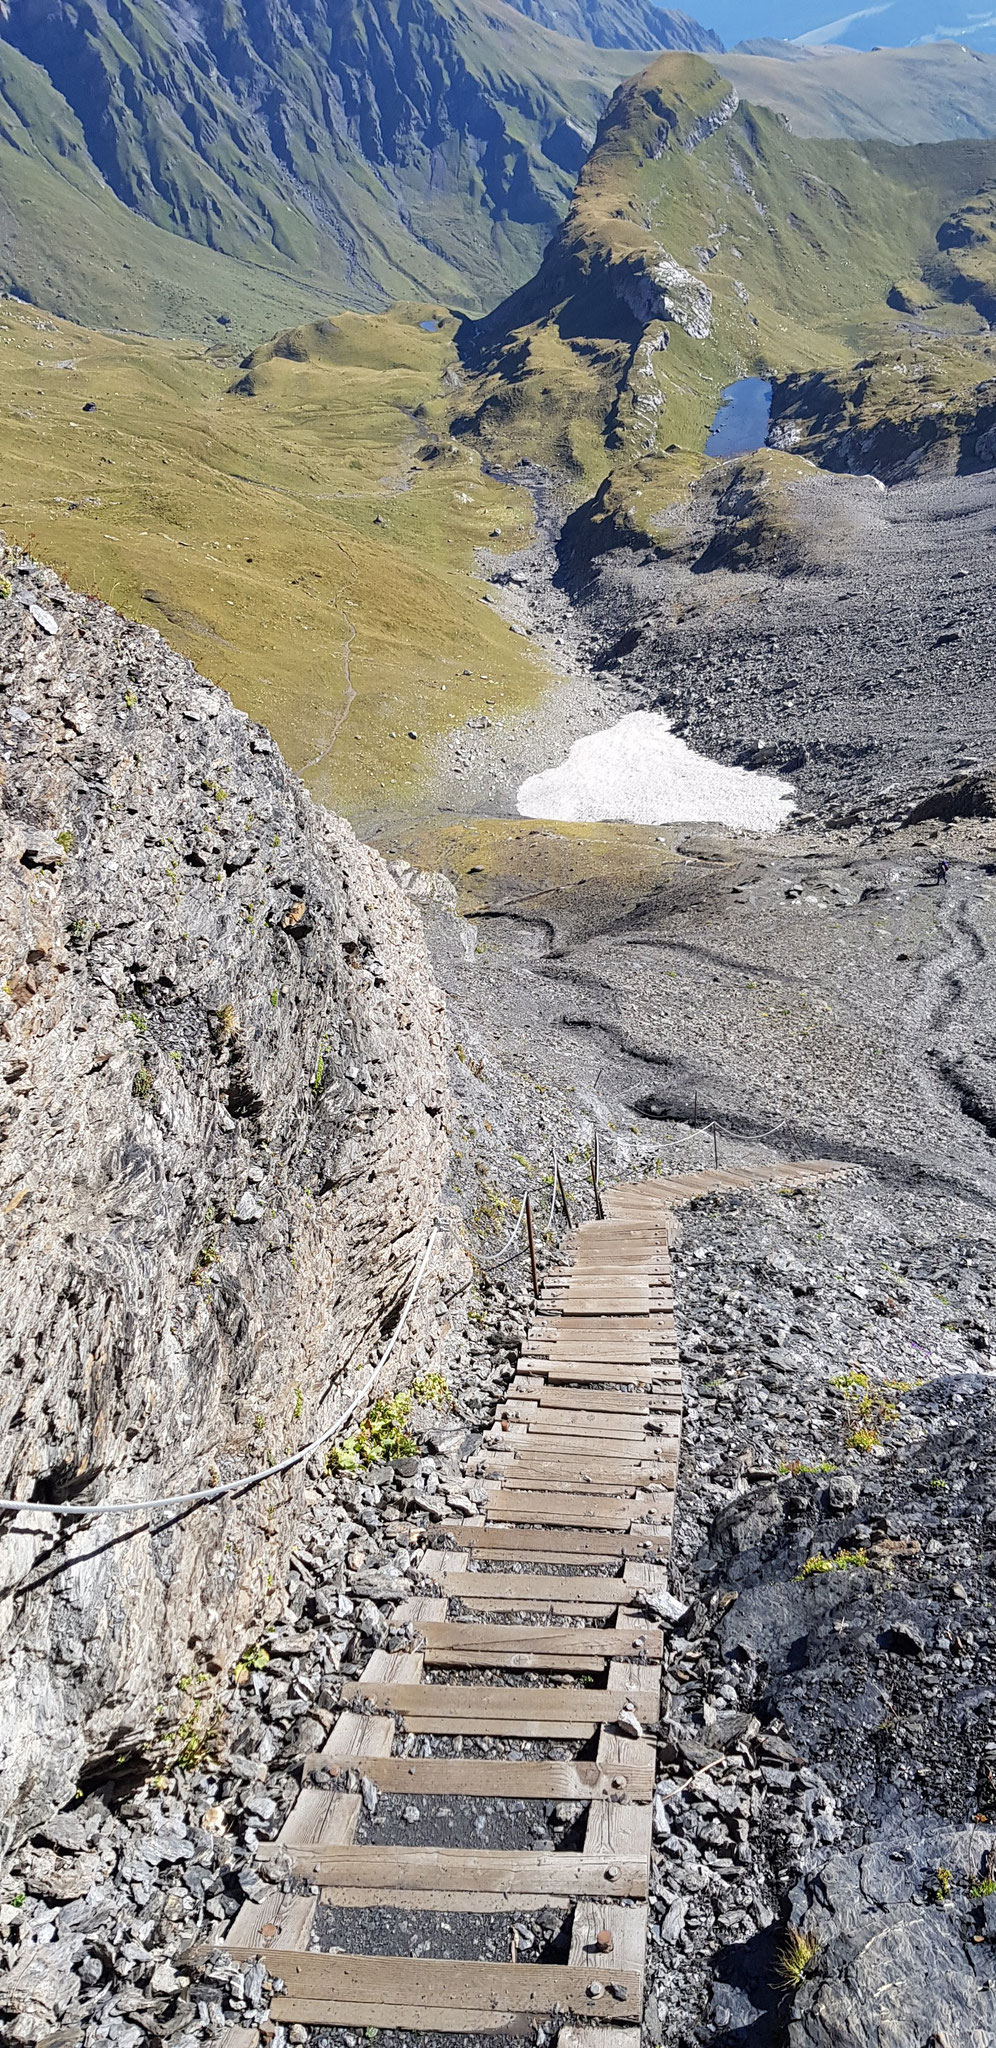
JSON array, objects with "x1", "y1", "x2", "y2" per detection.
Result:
[
  {"x1": 453, "y1": 53, "x2": 996, "y2": 509},
  {"x1": 502, "y1": 0, "x2": 720, "y2": 53},
  {"x1": 0, "y1": 0, "x2": 639, "y2": 333},
  {"x1": 0, "y1": 36, "x2": 337, "y2": 340},
  {"x1": 722, "y1": 39, "x2": 996, "y2": 145}
]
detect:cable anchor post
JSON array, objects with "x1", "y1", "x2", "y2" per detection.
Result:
[{"x1": 525, "y1": 1193, "x2": 540, "y2": 1298}]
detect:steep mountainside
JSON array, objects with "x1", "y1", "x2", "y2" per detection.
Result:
[
  {"x1": 0, "y1": 534, "x2": 454, "y2": 1846},
  {"x1": 453, "y1": 54, "x2": 996, "y2": 530},
  {"x1": 723, "y1": 39, "x2": 996, "y2": 145},
  {"x1": 503, "y1": 0, "x2": 720, "y2": 52},
  {"x1": 0, "y1": 0, "x2": 639, "y2": 331}
]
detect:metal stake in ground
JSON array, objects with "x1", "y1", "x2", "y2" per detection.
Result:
[
  {"x1": 525, "y1": 1194, "x2": 539, "y2": 1298},
  {"x1": 556, "y1": 1167, "x2": 574, "y2": 1230},
  {"x1": 711, "y1": 1122, "x2": 719, "y2": 1168},
  {"x1": 591, "y1": 1133, "x2": 605, "y2": 1222}
]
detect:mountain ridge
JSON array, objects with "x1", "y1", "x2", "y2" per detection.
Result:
[{"x1": 0, "y1": 0, "x2": 645, "y2": 331}]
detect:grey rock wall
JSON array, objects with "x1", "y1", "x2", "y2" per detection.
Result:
[{"x1": 0, "y1": 539, "x2": 453, "y2": 1852}]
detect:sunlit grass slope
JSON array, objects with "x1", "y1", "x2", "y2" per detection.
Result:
[
  {"x1": 0, "y1": 299, "x2": 548, "y2": 816},
  {"x1": 454, "y1": 53, "x2": 996, "y2": 537}
]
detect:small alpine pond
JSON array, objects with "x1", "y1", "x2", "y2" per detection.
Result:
[{"x1": 706, "y1": 377, "x2": 772, "y2": 459}]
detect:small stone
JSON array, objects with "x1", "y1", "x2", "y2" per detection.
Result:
[
  {"x1": 617, "y1": 1709, "x2": 643, "y2": 1740},
  {"x1": 150, "y1": 1960, "x2": 184, "y2": 1994},
  {"x1": 202, "y1": 1804, "x2": 227, "y2": 1831},
  {"x1": 29, "y1": 602, "x2": 59, "y2": 635},
  {"x1": 609, "y1": 1982, "x2": 630, "y2": 2001},
  {"x1": 951, "y1": 1582, "x2": 969, "y2": 1601},
  {"x1": 403, "y1": 1805, "x2": 420, "y2": 1824},
  {"x1": 595, "y1": 1929, "x2": 614, "y2": 1952}
]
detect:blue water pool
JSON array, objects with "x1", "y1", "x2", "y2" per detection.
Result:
[{"x1": 706, "y1": 376, "x2": 773, "y2": 458}]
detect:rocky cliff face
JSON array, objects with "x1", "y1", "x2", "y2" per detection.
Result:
[
  {"x1": 0, "y1": 538, "x2": 453, "y2": 1852},
  {"x1": 0, "y1": 0, "x2": 634, "y2": 317}
]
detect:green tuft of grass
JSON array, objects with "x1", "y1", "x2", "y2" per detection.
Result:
[{"x1": 775, "y1": 1926, "x2": 821, "y2": 1989}]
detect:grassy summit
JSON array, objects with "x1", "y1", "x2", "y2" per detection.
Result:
[{"x1": 451, "y1": 53, "x2": 996, "y2": 538}]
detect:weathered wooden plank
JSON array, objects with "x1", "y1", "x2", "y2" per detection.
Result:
[
  {"x1": 595, "y1": 1729, "x2": 659, "y2": 1787},
  {"x1": 357, "y1": 1649, "x2": 424, "y2": 1683},
  {"x1": 513, "y1": 1387, "x2": 652, "y2": 1416},
  {"x1": 306, "y1": 1755, "x2": 654, "y2": 1800},
  {"x1": 569, "y1": 1900, "x2": 648, "y2": 1976},
  {"x1": 482, "y1": 1466, "x2": 676, "y2": 1495},
  {"x1": 556, "y1": 2031, "x2": 640, "y2": 2048},
  {"x1": 276, "y1": 1789, "x2": 361, "y2": 1849},
  {"x1": 225, "y1": 1888, "x2": 316, "y2": 1953},
  {"x1": 339, "y1": 1682, "x2": 659, "y2": 1733},
  {"x1": 391, "y1": 1598, "x2": 449, "y2": 1625},
  {"x1": 483, "y1": 1492, "x2": 669, "y2": 1529},
  {"x1": 285, "y1": 1847, "x2": 647, "y2": 1898},
  {"x1": 450, "y1": 1524, "x2": 671, "y2": 1560},
  {"x1": 257, "y1": 1951, "x2": 642, "y2": 2020},
  {"x1": 419, "y1": 1623, "x2": 662, "y2": 1660},
  {"x1": 314, "y1": 1712, "x2": 395, "y2": 1761},
  {"x1": 271, "y1": 1999, "x2": 534, "y2": 2034},
  {"x1": 428, "y1": 1568, "x2": 626, "y2": 1613},
  {"x1": 582, "y1": 1800, "x2": 653, "y2": 1863},
  {"x1": 491, "y1": 1430, "x2": 680, "y2": 1461},
  {"x1": 504, "y1": 1410, "x2": 655, "y2": 1441}
]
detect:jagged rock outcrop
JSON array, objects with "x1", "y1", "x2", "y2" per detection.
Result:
[{"x1": 0, "y1": 538, "x2": 454, "y2": 1852}]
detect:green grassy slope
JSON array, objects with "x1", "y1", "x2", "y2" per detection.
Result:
[
  {"x1": 721, "y1": 41, "x2": 996, "y2": 147},
  {"x1": 0, "y1": 42, "x2": 345, "y2": 344},
  {"x1": 451, "y1": 53, "x2": 996, "y2": 537},
  {"x1": 0, "y1": 0, "x2": 640, "y2": 334},
  {"x1": 0, "y1": 296, "x2": 552, "y2": 819}
]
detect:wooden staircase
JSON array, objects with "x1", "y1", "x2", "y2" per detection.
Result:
[{"x1": 218, "y1": 1160, "x2": 847, "y2": 2040}]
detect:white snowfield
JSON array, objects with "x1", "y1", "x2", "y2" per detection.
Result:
[{"x1": 516, "y1": 708, "x2": 796, "y2": 832}]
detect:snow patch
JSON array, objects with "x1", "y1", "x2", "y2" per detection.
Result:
[{"x1": 516, "y1": 709, "x2": 796, "y2": 832}]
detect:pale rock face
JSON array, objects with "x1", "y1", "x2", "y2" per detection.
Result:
[
  {"x1": 617, "y1": 253, "x2": 713, "y2": 340},
  {"x1": 0, "y1": 541, "x2": 455, "y2": 1850}
]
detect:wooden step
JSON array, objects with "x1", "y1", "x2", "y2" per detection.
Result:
[
  {"x1": 256, "y1": 1953, "x2": 644, "y2": 2030},
  {"x1": 339, "y1": 1680, "x2": 659, "y2": 1736},
  {"x1": 299, "y1": 1753, "x2": 655, "y2": 1801}
]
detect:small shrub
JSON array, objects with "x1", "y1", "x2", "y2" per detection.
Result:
[
  {"x1": 411, "y1": 1371, "x2": 450, "y2": 1410},
  {"x1": 233, "y1": 1642, "x2": 270, "y2": 1682},
  {"x1": 213, "y1": 1001, "x2": 238, "y2": 1042},
  {"x1": 55, "y1": 828, "x2": 74, "y2": 853},
  {"x1": 848, "y1": 1425, "x2": 882, "y2": 1453},
  {"x1": 124, "y1": 689, "x2": 138, "y2": 710},
  {"x1": 935, "y1": 1866, "x2": 953, "y2": 1903},
  {"x1": 191, "y1": 1241, "x2": 219, "y2": 1285},
  {"x1": 132, "y1": 1064, "x2": 154, "y2": 1103},
  {"x1": 796, "y1": 1548, "x2": 869, "y2": 1581}
]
